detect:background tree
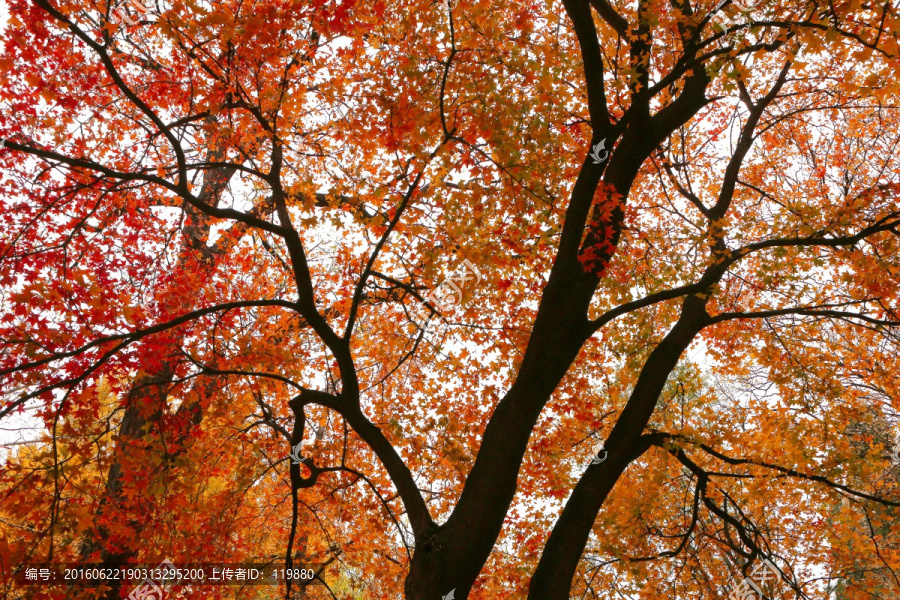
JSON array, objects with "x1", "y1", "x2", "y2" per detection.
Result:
[{"x1": 1, "y1": 0, "x2": 899, "y2": 598}]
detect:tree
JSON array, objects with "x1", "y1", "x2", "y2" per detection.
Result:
[{"x1": 1, "y1": 0, "x2": 899, "y2": 597}]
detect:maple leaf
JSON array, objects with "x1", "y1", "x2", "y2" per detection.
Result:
[{"x1": 1, "y1": 1, "x2": 900, "y2": 599}]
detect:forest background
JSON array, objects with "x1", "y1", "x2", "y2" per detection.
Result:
[{"x1": 1, "y1": 0, "x2": 899, "y2": 598}]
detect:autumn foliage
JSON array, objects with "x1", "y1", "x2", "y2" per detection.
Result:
[{"x1": 1, "y1": 0, "x2": 899, "y2": 598}]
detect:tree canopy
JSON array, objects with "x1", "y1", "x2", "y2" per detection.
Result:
[{"x1": 1, "y1": 0, "x2": 899, "y2": 598}]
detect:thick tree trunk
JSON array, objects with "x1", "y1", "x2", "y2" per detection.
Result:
[
  {"x1": 527, "y1": 296, "x2": 710, "y2": 598},
  {"x1": 76, "y1": 154, "x2": 236, "y2": 597},
  {"x1": 403, "y1": 244, "x2": 598, "y2": 598},
  {"x1": 77, "y1": 366, "x2": 174, "y2": 597}
]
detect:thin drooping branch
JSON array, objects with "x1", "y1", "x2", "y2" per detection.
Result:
[
  {"x1": 337, "y1": 465, "x2": 415, "y2": 561},
  {"x1": 710, "y1": 307, "x2": 900, "y2": 329},
  {"x1": 627, "y1": 445, "x2": 707, "y2": 563},
  {"x1": 344, "y1": 169, "x2": 426, "y2": 340},
  {"x1": 1, "y1": 299, "x2": 299, "y2": 419},
  {"x1": 656, "y1": 433, "x2": 900, "y2": 508},
  {"x1": 728, "y1": 212, "x2": 900, "y2": 259},
  {"x1": 32, "y1": 0, "x2": 189, "y2": 181},
  {"x1": 1, "y1": 140, "x2": 284, "y2": 236},
  {"x1": 344, "y1": 132, "x2": 458, "y2": 340}
]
